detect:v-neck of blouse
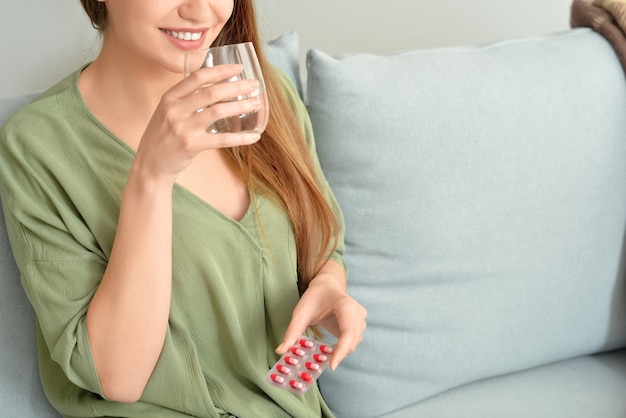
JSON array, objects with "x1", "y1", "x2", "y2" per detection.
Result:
[{"x1": 71, "y1": 67, "x2": 255, "y2": 226}]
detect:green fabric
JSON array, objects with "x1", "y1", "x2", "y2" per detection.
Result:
[{"x1": 0, "y1": 67, "x2": 344, "y2": 418}]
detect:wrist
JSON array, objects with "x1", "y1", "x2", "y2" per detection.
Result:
[
  {"x1": 127, "y1": 154, "x2": 176, "y2": 194},
  {"x1": 310, "y1": 259, "x2": 347, "y2": 291},
  {"x1": 309, "y1": 272, "x2": 345, "y2": 293}
]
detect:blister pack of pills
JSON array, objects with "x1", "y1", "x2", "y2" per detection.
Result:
[{"x1": 264, "y1": 336, "x2": 334, "y2": 394}]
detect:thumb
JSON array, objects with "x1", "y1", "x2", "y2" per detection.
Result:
[{"x1": 275, "y1": 308, "x2": 312, "y2": 355}]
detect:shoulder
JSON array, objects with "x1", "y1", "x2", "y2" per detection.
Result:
[{"x1": 1, "y1": 70, "x2": 86, "y2": 155}]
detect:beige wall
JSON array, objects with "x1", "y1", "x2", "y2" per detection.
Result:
[
  {"x1": 257, "y1": 0, "x2": 573, "y2": 54},
  {"x1": 0, "y1": 1, "x2": 98, "y2": 97},
  {"x1": 1, "y1": 0, "x2": 573, "y2": 97}
]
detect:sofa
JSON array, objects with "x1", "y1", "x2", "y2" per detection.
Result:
[{"x1": 2, "y1": 26, "x2": 626, "y2": 418}]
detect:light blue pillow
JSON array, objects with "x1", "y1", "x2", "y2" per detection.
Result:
[
  {"x1": 264, "y1": 31, "x2": 303, "y2": 98},
  {"x1": 308, "y1": 28, "x2": 626, "y2": 417}
]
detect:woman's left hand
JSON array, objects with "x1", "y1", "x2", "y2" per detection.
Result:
[{"x1": 276, "y1": 265, "x2": 367, "y2": 371}]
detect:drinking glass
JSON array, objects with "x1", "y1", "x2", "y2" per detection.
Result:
[{"x1": 184, "y1": 42, "x2": 269, "y2": 135}]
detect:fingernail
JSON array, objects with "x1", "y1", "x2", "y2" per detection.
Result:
[{"x1": 248, "y1": 97, "x2": 260, "y2": 108}]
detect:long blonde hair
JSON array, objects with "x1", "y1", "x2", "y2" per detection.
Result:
[{"x1": 80, "y1": 0, "x2": 340, "y2": 293}]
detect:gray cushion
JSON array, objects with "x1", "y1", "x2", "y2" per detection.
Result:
[
  {"x1": 382, "y1": 350, "x2": 626, "y2": 418},
  {"x1": 264, "y1": 31, "x2": 303, "y2": 98},
  {"x1": 309, "y1": 28, "x2": 626, "y2": 417}
]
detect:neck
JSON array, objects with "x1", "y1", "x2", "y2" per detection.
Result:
[{"x1": 81, "y1": 38, "x2": 183, "y2": 120}]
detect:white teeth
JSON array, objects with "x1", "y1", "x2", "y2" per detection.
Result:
[{"x1": 163, "y1": 29, "x2": 202, "y2": 41}]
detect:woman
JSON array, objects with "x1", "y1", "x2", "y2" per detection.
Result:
[{"x1": 0, "y1": 0, "x2": 366, "y2": 416}]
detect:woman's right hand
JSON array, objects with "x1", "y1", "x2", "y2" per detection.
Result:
[{"x1": 135, "y1": 64, "x2": 262, "y2": 183}]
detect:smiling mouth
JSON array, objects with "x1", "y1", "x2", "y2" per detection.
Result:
[{"x1": 160, "y1": 29, "x2": 203, "y2": 41}]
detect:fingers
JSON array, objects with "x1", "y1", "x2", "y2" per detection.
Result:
[
  {"x1": 171, "y1": 64, "x2": 260, "y2": 119},
  {"x1": 167, "y1": 70, "x2": 262, "y2": 150},
  {"x1": 190, "y1": 92, "x2": 260, "y2": 131},
  {"x1": 179, "y1": 68, "x2": 263, "y2": 148},
  {"x1": 327, "y1": 301, "x2": 367, "y2": 370},
  {"x1": 276, "y1": 291, "x2": 367, "y2": 373},
  {"x1": 186, "y1": 95, "x2": 261, "y2": 150},
  {"x1": 275, "y1": 303, "x2": 313, "y2": 355},
  {"x1": 200, "y1": 74, "x2": 258, "y2": 100},
  {"x1": 207, "y1": 131, "x2": 262, "y2": 149},
  {"x1": 188, "y1": 78, "x2": 259, "y2": 114},
  {"x1": 169, "y1": 64, "x2": 244, "y2": 99}
]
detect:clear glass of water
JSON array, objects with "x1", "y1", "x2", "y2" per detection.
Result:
[{"x1": 184, "y1": 42, "x2": 269, "y2": 135}]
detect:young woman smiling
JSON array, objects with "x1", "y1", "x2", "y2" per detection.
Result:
[{"x1": 0, "y1": 0, "x2": 366, "y2": 416}]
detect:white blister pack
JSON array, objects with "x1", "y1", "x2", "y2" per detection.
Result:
[{"x1": 264, "y1": 336, "x2": 334, "y2": 394}]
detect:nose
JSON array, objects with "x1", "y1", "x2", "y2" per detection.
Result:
[{"x1": 178, "y1": 0, "x2": 213, "y2": 22}]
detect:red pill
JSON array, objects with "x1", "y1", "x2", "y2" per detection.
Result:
[
  {"x1": 290, "y1": 347, "x2": 306, "y2": 357},
  {"x1": 284, "y1": 355, "x2": 299, "y2": 365},
  {"x1": 270, "y1": 374, "x2": 285, "y2": 384},
  {"x1": 289, "y1": 380, "x2": 305, "y2": 390},
  {"x1": 313, "y1": 354, "x2": 328, "y2": 363},
  {"x1": 299, "y1": 339, "x2": 315, "y2": 348},
  {"x1": 299, "y1": 372, "x2": 313, "y2": 382},
  {"x1": 276, "y1": 364, "x2": 291, "y2": 374},
  {"x1": 319, "y1": 345, "x2": 334, "y2": 354},
  {"x1": 305, "y1": 362, "x2": 320, "y2": 371}
]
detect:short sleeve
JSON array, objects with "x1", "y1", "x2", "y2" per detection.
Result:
[{"x1": 0, "y1": 105, "x2": 107, "y2": 397}]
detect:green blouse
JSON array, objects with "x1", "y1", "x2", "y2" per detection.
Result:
[{"x1": 0, "y1": 67, "x2": 346, "y2": 418}]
